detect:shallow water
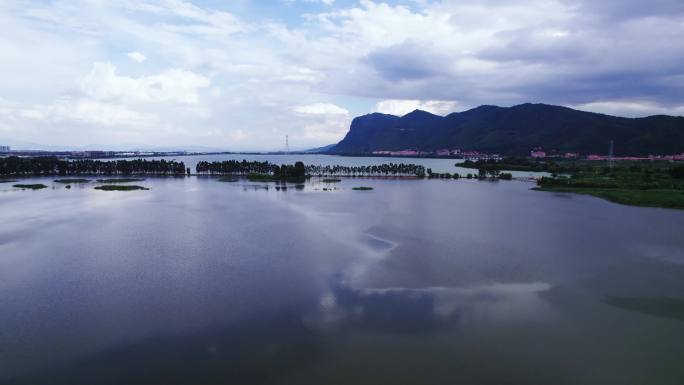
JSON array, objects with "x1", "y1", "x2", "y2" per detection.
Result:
[{"x1": 1, "y1": 177, "x2": 683, "y2": 385}]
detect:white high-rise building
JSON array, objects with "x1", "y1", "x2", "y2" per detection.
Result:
[{"x1": 0, "y1": 145, "x2": 10, "y2": 152}]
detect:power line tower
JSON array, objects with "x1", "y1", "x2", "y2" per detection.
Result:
[
  {"x1": 608, "y1": 139, "x2": 614, "y2": 169},
  {"x1": 285, "y1": 135, "x2": 290, "y2": 153}
]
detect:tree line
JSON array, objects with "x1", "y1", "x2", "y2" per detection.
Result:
[
  {"x1": 304, "y1": 163, "x2": 426, "y2": 177},
  {"x1": 427, "y1": 168, "x2": 512, "y2": 180},
  {"x1": 196, "y1": 160, "x2": 427, "y2": 177},
  {"x1": 196, "y1": 160, "x2": 306, "y2": 179},
  {"x1": 0, "y1": 156, "x2": 186, "y2": 176},
  {"x1": 461, "y1": 158, "x2": 583, "y2": 174}
]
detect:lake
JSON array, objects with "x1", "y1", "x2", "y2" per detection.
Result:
[{"x1": 1, "y1": 175, "x2": 684, "y2": 385}]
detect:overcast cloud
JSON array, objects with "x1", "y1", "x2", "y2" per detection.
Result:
[{"x1": 0, "y1": 0, "x2": 682, "y2": 150}]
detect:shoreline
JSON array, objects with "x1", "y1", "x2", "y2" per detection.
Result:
[{"x1": 533, "y1": 186, "x2": 684, "y2": 210}]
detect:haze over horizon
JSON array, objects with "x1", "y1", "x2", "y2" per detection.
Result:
[{"x1": 1, "y1": 0, "x2": 683, "y2": 151}]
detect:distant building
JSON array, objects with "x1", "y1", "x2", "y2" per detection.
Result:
[
  {"x1": 460, "y1": 151, "x2": 502, "y2": 161},
  {"x1": 0, "y1": 145, "x2": 10, "y2": 152},
  {"x1": 530, "y1": 149, "x2": 546, "y2": 158},
  {"x1": 70, "y1": 150, "x2": 114, "y2": 158},
  {"x1": 436, "y1": 149, "x2": 451, "y2": 156},
  {"x1": 650, "y1": 153, "x2": 684, "y2": 161},
  {"x1": 586, "y1": 154, "x2": 605, "y2": 161},
  {"x1": 392, "y1": 150, "x2": 420, "y2": 156},
  {"x1": 83, "y1": 151, "x2": 111, "y2": 158},
  {"x1": 564, "y1": 152, "x2": 579, "y2": 159},
  {"x1": 371, "y1": 150, "x2": 420, "y2": 156}
]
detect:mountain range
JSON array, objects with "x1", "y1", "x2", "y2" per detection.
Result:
[{"x1": 329, "y1": 103, "x2": 684, "y2": 156}]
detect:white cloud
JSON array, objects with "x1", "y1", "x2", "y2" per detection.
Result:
[
  {"x1": 294, "y1": 103, "x2": 349, "y2": 115},
  {"x1": 1, "y1": 97, "x2": 158, "y2": 127},
  {"x1": 118, "y1": 0, "x2": 249, "y2": 38},
  {"x1": 127, "y1": 51, "x2": 147, "y2": 63},
  {"x1": 80, "y1": 62, "x2": 211, "y2": 105},
  {"x1": 300, "y1": 116, "x2": 350, "y2": 144},
  {"x1": 570, "y1": 101, "x2": 684, "y2": 118},
  {"x1": 1, "y1": 0, "x2": 683, "y2": 148},
  {"x1": 374, "y1": 100, "x2": 458, "y2": 116},
  {"x1": 229, "y1": 129, "x2": 248, "y2": 142},
  {"x1": 292, "y1": 103, "x2": 350, "y2": 144}
]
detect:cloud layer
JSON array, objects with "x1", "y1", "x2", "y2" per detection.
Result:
[{"x1": 0, "y1": 0, "x2": 683, "y2": 149}]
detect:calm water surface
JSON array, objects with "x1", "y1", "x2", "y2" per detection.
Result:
[{"x1": 1, "y1": 176, "x2": 683, "y2": 385}]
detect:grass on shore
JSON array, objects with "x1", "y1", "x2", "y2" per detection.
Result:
[
  {"x1": 13, "y1": 184, "x2": 48, "y2": 190},
  {"x1": 55, "y1": 178, "x2": 91, "y2": 183},
  {"x1": 96, "y1": 178, "x2": 146, "y2": 183},
  {"x1": 352, "y1": 186, "x2": 373, "y2": 191},
  {"x1": 534, "y1": 186, "x2": 684, "y2": 209},
  {"x1": 94, "y1": 185, "x2": 149, "y2": 191},
  {"x1": 535, "y1": 163, "x2": 684, "y2": 209}
]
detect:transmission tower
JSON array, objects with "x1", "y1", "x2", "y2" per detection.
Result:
[
  {"x1": 285, "y1": 135, "x2": 290, "y2": 153},
  {"x1": 608, "y1": 140, "x2": 614, "y2": 169}
]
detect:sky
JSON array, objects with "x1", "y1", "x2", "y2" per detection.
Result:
[{"x1": 0, "y1": 0, "x2": 683, "y2": 151}]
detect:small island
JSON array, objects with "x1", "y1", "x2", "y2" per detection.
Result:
[
  {"x1": 13, "y1": 184, "x2": 48, "y2": 190},
  {"x1": 94, "y1": 185, "x2": 149, "y2": 191},
  {"x1": 352, "y1": 187, "x2": 373, "y2": 191},
  {"x1": 96, "y1": 178, "x2": 147, "y2": 183},
  {"x1": 55, "y1": 179, "x2": 91, "y2": 183}
]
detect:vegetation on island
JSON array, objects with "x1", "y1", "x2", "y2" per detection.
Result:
[
  {"x1": 96, "y1": 178, "x2": 146, "y2": 183},
  {"x1": 1, "y1": 157, "x2": 186, "y2": 176},
  {"x1": 198, "y1": 160, "x2": 307, "y2": 182},
  {"x1": 428, "y1": 170, "x2": 459, "y2": 179},
  {"x1": 426, "y1": 168, "x2": 512, "y2": 180},
  {"x1": 536, "y1": 164, "x2": 684, "y2": 209},
  {"x1": 13, "y1": 184, "x2": 48, "y2": 190},
  {"x1": 55, "y1": 178, "x2": 91, "y2": 183},
  {"x1": 197, "y1": 160, "x2": 427, "y2": 178},
  {"x1": 306, "y1": 163, "x2": 425, "y2": 177},
  {"x1": 322, "y1": 178, "x2": 342, "y2": 183},
  {"x1": 352, "y1": 186, "x2": 373, "y2": 190},
  {"x1": 94, "y1": 185, "x2": 149, "y2": 191},
  {"x1": 461, "y1": 158, "x2": 583, "y2": 173}
]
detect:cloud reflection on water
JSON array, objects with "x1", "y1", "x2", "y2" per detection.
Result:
[{"x1": 306, "y1": 278, "x2": 552, "y2": 333}]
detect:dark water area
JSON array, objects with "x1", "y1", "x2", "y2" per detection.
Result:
[{"x1": 1, "y1": 177, "x2": 684, "y2": 385}]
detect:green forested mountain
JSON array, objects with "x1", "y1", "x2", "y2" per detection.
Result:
[{"x1": 330, "y1": 103, "x2": 684, "y2": 156}]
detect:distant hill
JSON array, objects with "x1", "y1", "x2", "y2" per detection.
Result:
[
  {"x1": 304, "y1": 144, "x2": 336, "y2": 153},
  {"x1": 0, "y1": 139, "x2": 230, "y2": 153},
  {"x1": 329, "y1": 103, "x2": 684, "y2": 156}
]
